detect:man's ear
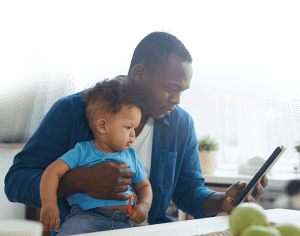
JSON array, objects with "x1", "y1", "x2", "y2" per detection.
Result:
[
  {"x1": 96, "y1": 118, "x2": 107, "y2": 134},
  {"x1": 132, "y1": 64, "x2": 148, "y2": 84}
]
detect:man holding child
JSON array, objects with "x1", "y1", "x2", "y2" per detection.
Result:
[{"x1": 5, "y1": 31, "x2": 268, "y2": 235}]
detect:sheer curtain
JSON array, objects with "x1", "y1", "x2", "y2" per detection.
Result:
[
  {"x1": 181, "y1": 31, "x2": 300, "y2": 172},
  {"x1": 71, "y1": 30, "x2": 300, "y2": 171}
]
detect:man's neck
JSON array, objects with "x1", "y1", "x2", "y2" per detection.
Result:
[{"x1": 135, "y1": 114, "x2": 150, "y2": 137}]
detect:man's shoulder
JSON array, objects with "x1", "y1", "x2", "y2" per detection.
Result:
[
  {"x1": 53, "y1": 91, "x2": 85, "y2": 110},
  {"x1": 59, "y1": 91, "x2": 84, "y2": 103}
]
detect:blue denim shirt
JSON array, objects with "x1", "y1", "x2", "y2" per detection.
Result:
[{"x1": 5, "y1": 91, "x2": 215, "y2": 235}]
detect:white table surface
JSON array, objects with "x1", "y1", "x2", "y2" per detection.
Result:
[{"x1": 78, "y1": 209, "x2": 300, "y2": 236}]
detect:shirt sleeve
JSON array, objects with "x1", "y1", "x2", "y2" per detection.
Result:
[
  {"x1": 172, "y1": 117, "x2": 216, "y2": 219},
  {"x1": 59, "y1": 143, "x2": 83, "y2": 170},
  {"x1": 130, "y1": 149, "x2": 147, "y2": 184},
  {"x1": 4, "y1": 98, "x2": 74, "y2": 208}
]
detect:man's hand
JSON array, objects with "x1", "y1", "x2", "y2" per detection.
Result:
[
  {"x1": 58, "y1": 161, "x2": 134, "y2": 201},
  {"x1": 126, "y1": 203, "x2": 149, "y2": 224},
  {"x1": 40, "y1": 203, "x2": 60, "y2": 232},
  {"x1": 223, "y1": 174, "x2": 268, "y2": 214}
]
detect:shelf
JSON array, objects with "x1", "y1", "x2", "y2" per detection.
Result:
[{"x1": 204, "y1": 169, "x2": 300, "y2": 189}]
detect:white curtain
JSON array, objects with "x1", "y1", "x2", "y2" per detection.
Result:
[
  {"x1": 72, "y1": 30, "x2": 300, "y2": 171},
  {"x1": 180, "y1": 73, "x2": 300, "y2": 172}
]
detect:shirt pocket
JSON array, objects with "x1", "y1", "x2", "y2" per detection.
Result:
[{"x1": 163, "y1": 151, "x2": 177, "y2": 190}]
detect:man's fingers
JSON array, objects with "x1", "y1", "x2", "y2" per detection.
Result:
[
  {"x1": 246, "y1": 193, "x2": 256, "y2": 202},
  {"x1": 111, "y1": 192, "x2": 131, "y2": 201},
  {"x1": 120, "y1": 168, "x2": 134, "y2": 178},
  {"x1": 116, "y1": 177, "x2": 132, "y2": 186},
  {"x1": 114, "y1": 184, "x2": 129, "y2": 193},
  {"x1": 253, "y1": 181, "x2": 264, "y2": 200},
  {"x1": 232, "y1": 181, "x2": 246, "y2": 190},
  {"x1": 110, "y1": 161, "x2": 129, "y2": 169},
  {"x1": 261, "y1": 174, "x2": 268, "y2": 187},
  {"x1": 110, "y1": 161, "x2": 134, "y2": 178}
]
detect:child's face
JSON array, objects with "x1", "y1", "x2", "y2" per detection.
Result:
[{"x1": 106, "y1": 105, "x2": 141, "y2": 152}]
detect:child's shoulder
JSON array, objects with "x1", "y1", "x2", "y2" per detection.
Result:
[{"x1": 123, "y1": 148, "x2": 139, "y2": 161}]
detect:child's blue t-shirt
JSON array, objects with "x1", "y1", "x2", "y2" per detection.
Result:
[{"x1": 59, "y1": 141, "x2": 147, "y2": 211}]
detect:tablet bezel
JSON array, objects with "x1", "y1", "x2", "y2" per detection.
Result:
[{"x1": 232, "y1": 145, "x2": 286, "y2": 206}]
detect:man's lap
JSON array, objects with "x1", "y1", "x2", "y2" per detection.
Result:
[{"x1": 56, "y1": 208, "x2": 132, "y2": 235}]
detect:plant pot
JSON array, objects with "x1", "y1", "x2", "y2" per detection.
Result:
[{"x1": 199, "y1": 150, "x2": 217, "y2": 174}]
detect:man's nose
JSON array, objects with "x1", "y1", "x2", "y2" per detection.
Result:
[{"x1": 169, "y1": 92, "x2": 181, "y2": 105}]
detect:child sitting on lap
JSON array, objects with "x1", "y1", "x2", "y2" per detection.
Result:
[{"x1": 39, "y1": 78, "x2": 152, "y2": 235}]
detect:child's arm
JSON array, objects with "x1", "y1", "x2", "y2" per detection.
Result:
[
  {"x1": 127, "y1": 178, "x2": 152, "y2": 224},
  {"x1": 40, "y1": 159, "x2": 70, "y2": 232}
]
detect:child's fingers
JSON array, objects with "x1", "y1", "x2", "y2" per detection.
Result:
[
  {"x1": 49, "y1": 219, "x2": 56, "y2": 231},
  {"x1": 55, "y1": 218, "x2": 61, "y2": 232},
  {"x1": 43, "y1": 219, "x2": 50, "y2": 231}
]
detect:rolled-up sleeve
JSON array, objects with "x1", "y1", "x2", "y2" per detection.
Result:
[{"x1": 4, "y1": 98, "x2": 74, "y2": 208}]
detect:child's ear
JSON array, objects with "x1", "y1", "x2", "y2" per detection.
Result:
[{"x1": 96, "y1": 118, "x2": 107, "y2": 134}]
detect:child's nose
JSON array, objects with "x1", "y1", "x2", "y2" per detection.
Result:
[{"x1": 130, "y1": 129, "x2": 135, "y2": 137}]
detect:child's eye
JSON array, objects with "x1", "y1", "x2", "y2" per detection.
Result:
[{"x1": 126, "y1": 127, "x2": 131, "y2": 130}]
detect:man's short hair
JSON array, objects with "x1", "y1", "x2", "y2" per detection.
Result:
[
  {"x1": 129, "y1": 31, "x2": 192, "y2": 74},
  {"x1": 82, "y1": 78, "x2": 146, "y2": 131}
]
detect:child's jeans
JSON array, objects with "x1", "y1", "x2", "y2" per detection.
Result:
[{"x1": 56, "y1": 207, "x2": 133, "y2": 235}]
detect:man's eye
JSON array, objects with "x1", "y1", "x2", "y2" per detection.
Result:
[{"x1": 167, "y1": 87, "x2": 177, "y2": 92}]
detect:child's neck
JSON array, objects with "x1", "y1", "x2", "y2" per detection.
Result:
[{"x1": 93, "y1": 140, "x2": 116, "y2": 154}]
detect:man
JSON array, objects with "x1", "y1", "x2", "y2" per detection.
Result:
[{"x1": 5, "y1": 32, "x2": 267, "y2": 235}]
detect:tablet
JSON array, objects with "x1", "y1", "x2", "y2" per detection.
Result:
[{"x1": 232, "y1": 145, "x2": 286, "y2": 206}]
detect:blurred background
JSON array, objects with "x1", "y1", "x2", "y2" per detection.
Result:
[{"x1": 0, "y1": 30, "x2": 300, "y2": 219}]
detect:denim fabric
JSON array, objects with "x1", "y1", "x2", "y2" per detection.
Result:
[{"x1": 56, "y1": 208, "x2": 132, "y2": 235}]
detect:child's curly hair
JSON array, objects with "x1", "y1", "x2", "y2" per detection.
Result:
[{"x1": 82, "y1": 77, "x2": 147, "y2": 131}]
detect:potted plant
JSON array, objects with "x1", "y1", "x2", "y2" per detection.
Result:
[{"x1": 198, "y1": 135, "x2": 218, "y2": 174}]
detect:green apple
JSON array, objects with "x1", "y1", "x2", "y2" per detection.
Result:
[
  {"x1": 274, "y1": 223, "x2": 300, "y2": 235},
  {"x1": 229, "y1": 202, "x2": 269, "y2": 236},
  {"x1": 241, "y1": 225, "x2": 281, "y2": 236}
]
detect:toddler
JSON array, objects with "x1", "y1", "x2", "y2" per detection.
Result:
[{"x1": 39, "y1": 79, "x2": 152, "y2": 235}]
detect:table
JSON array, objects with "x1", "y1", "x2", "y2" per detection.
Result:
[{"x1": 81, "y1": 209, "x2": 300, "y2": 236}]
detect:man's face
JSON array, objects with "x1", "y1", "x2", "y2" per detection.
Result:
[{"x1": 143, "y1": 55, "x2": 193, "y2": 119}]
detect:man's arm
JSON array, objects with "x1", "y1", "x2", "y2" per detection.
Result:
[
  {"x1": 5, "y1": 99, "x2": 73, "y2": 208},
  {"x1": 5, "y1": 96, "x2": 134, "y2": 209},
  {"x1": 57, "y1": 161, "x2": 134, "y2": 200}
]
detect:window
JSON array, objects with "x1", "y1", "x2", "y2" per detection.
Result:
[{"x1": 72, "y1": 30, "x2": 300, "y2": 171}]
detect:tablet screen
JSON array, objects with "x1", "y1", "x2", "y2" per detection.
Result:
[{"x1": 232, "y1": 145, "x2": 286, "y2": 206}]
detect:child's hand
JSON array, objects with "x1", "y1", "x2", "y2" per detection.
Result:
[
  {"x1": 126, "y1": 203, "x2": 149, "y2": 224},
  {"x1": 39, "y1": 203, "x2": 60, "y2": 232}
]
